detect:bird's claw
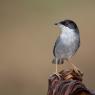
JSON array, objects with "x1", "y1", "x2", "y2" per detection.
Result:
[
  {"x1": 53, "y1": 72, "x2": 61, "y2": 79},
  {"x1": 73, "y1": 67, "x2": 83, "y2": 76}
]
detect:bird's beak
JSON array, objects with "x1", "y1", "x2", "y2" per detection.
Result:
[{"x1": 54, "y1": 23, "x2": 58, "y2": 25}]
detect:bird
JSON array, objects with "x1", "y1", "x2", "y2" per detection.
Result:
[{"x1": 52, "y1": 19, "x2": 80, "y2": 76}]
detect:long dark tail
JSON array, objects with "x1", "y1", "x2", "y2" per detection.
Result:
[{"x1": 52, "y1": 58, "x2": 64, "y2": 64}]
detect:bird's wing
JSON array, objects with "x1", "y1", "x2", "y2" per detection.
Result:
[{"x1": 53, "y1": 36, "x2": 61, "y2": 57}]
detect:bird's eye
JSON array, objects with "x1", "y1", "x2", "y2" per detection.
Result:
[{"x1": 65, "y1": 23, "x2": 69, "y2": 27}]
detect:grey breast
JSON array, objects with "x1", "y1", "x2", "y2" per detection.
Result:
[{"x1": 53, "y1": 32, "x2": 80, "y2": 59}]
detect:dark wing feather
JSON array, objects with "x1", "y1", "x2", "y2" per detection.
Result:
[{"x1": 53, "y1": 36, "x2": 60, "y2": 57}]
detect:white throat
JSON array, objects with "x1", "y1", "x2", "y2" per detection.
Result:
[{"x1": 59, "y1": 25, "x2": 75, "y2": 38}]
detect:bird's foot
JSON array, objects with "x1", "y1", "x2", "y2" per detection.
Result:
[
  {"x1": 73, "y1": 66, "x2": 83, "y2": 76},
  {"x1": 53, "y1": 72, "x2": 61, "y2": 79},
  {"x1": 68, "y1": 61, "x2": 83, "y2": 76}
]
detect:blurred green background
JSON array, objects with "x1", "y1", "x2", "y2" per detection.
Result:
[{"x1": 0, "y1": 0, "x2": 95, "y2": 95}]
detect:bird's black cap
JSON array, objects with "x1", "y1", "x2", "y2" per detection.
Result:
[{"x1": 59, "y1": 20, "x2": 78, "y2": 29}]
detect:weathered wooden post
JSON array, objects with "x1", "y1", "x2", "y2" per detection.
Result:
[{"x1": 47, "y1": 69, "x2": 94, "y2": 95}]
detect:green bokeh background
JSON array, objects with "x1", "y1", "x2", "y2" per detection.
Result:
[{"x1": 0, "y1": 0, "x2": 95, "y2": 95}]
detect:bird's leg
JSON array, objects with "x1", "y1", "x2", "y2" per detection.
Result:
[
  {"x1": 53, "y1": 59, "x2": 61, "y2": 79},
  {"x1": 67, "y1": 60, "x2": 81, "y2": 75},
  {"x1": 56, "y1": 62, "x2": 58, "y2": 74}
]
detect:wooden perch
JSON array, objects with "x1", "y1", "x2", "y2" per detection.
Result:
[{"x1": 47, "y1": 69, "x2": 94, "y2": 95}]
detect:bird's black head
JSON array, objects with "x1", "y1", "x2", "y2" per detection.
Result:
[
  {"x1": 55, "y1": 20, "x2": 78, "y2": 30},
  {"x1": 59, "y1": 20, "x2": 78, "y2": 30}
]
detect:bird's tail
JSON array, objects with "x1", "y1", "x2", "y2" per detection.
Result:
[{"x1": 52, "y1": 58, "x2": 64, "y2": 64}]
